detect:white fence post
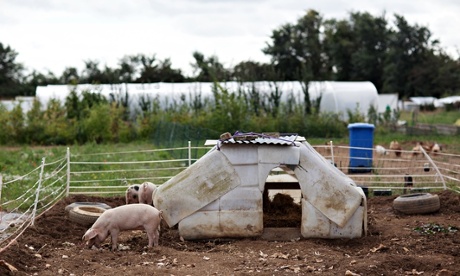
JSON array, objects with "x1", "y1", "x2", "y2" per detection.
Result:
[
  {"x1": 188, "y1": 141, "x2": 192, "y2": 166},
  {"x1": 420, "y1": 146, "x2": 447, "y2": 190},
  {"x1": 31, "y1": 157, "x2": 46, "y2": 226},
  {"x1": 330, "y1": 140, "x2": 335, "y2": 165},
  {"x1": 66, "y1": 147, "x2": 70, "y2": 197}
]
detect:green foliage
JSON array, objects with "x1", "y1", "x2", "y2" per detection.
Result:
[
  {"x1": 0, "y1": 42, "x2": 25, "y2": 98},
  {"x1": 207, "y1": 83, "x2": 248, "y2": 132},
  {"x1": 191, "y1": 52, "x2": 230, "y2": 82},
  {"x1": 9, "y1": 103, "x2": 26, "y2": 143},
  {"x1": 399, "y1": 110, "x2": 458, "y2": 125},
  {"x1": 0, "y1": 104, "x2": 10, "y2": 144},
  {"x1": 367, "y1": 105, "x2": 379, "y2": 126},
  {"x1": 24, "y1": 99, "x2": 46, "y2": 144},
  {"x1": 81, "y1": 103, "x2": 112, "y2": 143},
  {"x1": 42, "y1": 99, "x2": 76, "y2": 145},
  {"x1": 1, "y1": 81, "x2": 458, "y2": 147},
  {"x1": 414, "y1": 223, "x2": 458, "y2": 235},
  {"x1": 346, "y1": 104, "x2": 366, "y2": 123},
  {"x1": 304, "y1": 113, "x2": 347, "y2": 138}
]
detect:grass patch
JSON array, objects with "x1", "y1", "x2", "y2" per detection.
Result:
[
  {"x1": 414, "y1": 223, "x2": 458, "y2": 235},
  {"x1": 400, "y1": 110, "x2": 459, "y2": 125}
]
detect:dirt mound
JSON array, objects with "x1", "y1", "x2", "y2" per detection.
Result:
[{"x1": 0, "y1": 191, "x2": 459, "y2": 275}]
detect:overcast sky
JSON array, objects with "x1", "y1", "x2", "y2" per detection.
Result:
[{"x1": 1, "y1": 0, "x2": 459, "y2": 77}]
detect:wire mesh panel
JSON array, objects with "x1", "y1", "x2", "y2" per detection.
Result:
[
  {"x1": 67, "y1": 146, "x2": 204, "y2": 195},
  {"x1": 313, "y1": 143, "x2": 458, "y2": 196},
  {"x1": 1, "y1": 156, "x2": 68, "y2": 248}
]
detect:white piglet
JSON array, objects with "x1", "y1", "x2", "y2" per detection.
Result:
[
  {"x1": 125, "y1": 184, "x2": 140, "y2": 204},
  {"x1": 138, "y1": 182, "x2": 157, "y2": 206},
  {"x1": 82, "y1": 204, "x2": 163, "y2": 251}
]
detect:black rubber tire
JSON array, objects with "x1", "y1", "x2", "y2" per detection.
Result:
[
  {"x1": 68, "y1": 206, "x2": 108, "y2": 227},
  {"x1": 393, "y1": 193, "x2": 440, "y2": 215},
  {"x1": 65, "y1": 202, "x2": 112, "y2": 214}
]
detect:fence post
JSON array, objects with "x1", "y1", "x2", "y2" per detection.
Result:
[
  {"x1": 188, "y1": 141, "x2": 192, "y2": 166},
  {"x1": 420, "y1": 146, "x2": 447, "y2": 190},
  {"x1": 31, "y1": 157, "x2": 46, "y2": 226},
  {"x1": 330, "y1": 140, "x2": 335, "y2": 165},
  {"x1": 66, "y1": 147, "x2": 70, "y2": 197}
]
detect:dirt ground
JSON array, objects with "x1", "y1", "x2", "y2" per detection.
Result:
[{"x1": 0, "y1": 190, "x2": 459, "y2": 276}]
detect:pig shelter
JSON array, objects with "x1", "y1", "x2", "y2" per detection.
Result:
[{"x1": 153, "y1": 134, "x2": 367, "y2": 240}]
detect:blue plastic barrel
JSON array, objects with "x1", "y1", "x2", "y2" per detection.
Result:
[{"x1": 348, "y1": 123, "x2": 374, "y2": 173}]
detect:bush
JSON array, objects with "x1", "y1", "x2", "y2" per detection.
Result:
[{"x1": 7, "y1": 83, "x2": 455, "y2": 146}]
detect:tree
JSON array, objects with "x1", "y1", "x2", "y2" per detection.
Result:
[
  {"x1": 0, "y1": 42, "x2": 25, "y2": 98},
  {"x1": 154, "y1": 58, "x2": 185, "y2": 82},
  {"x1": 137, "y1": 55, "x2": 185, "y2": 83},
  {"x1": 348, "y1": 12, "x2": 389, "y2": 91},
  {"x1": 136, "y1": 54, "x2": 157, "y2": 83},
  {"x1": 232, "y1": 61, "x2": 276, "y2": 82},
  {"x1": 81, "y1": 60, "x2": 104, "y2": 84},
  {"x1": 118, "y1": 55, "x2": 141, "y2": 83},
  {"x1": 19, "y1": 70, "x2": 60, "y2": 97},
  {"x1": 323, "y1": 19, "x2": 355, "y2": 81},
  {"x1": 382, "y1": 14, "x2": 438, "y2": 97},
  {"x1": 100, "y1": 65, "x2": 121, "y2": 84},
  {"x1": 60, "y1": 67, "x2": 80, "y2": 84},
  {"x1": 294, "y1": 9, "x2": 329, "y2": 80},
  {"x1": 262, "y1": 22, "x2": 298, "y2": 80},
  {"x1": 434, "y1": 51, "x2": 460, "y2": 97},
  {"x1": 263, "y1": 9, "x2": 329, "y2": 114},
  {"x1": 26, "y1": 70, "x2": 60, "y2": 86},
  {"x1": 191, "y1": 51, "x2": 230, "y2": 82},
  {"x1": 263, "y1": 9, "x2": 330, "y2": 81}
]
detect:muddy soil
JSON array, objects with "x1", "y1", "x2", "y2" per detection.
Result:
[{"x1": 0, "y1": 190, "x2": 459, "y2": 276}]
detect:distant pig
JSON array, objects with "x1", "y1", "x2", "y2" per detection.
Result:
[
  {"x1": 138, "y1": 182, "x2": 157, "y2": 206},
  {"x1": 82, "y1": 204, "x2": 163, "y2": 251},
  {"x1": 125, "y1": 184, "x2": 140, "y2": 204}
]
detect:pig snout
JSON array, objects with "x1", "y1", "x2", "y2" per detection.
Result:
[
  {"x1": 83, "y1": 204, "x2": 162, "y2": 251},
  {"x1": 125, "y1": 184, "x2": 140, "y2": 204},
  {"x1": 138, "y1": 182, "x2": 157, "y2": 206},
  {"x1": 82, "y1": 227, "x2": 108, "y2": 249}
]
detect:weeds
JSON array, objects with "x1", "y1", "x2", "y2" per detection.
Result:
[{"x1": 414, "y1": 223, "x2": 458, "y2": 235}]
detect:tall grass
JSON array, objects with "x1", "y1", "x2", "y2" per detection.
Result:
[{"x1": 399, "y1": 110, "x2": 459, "y2": 125}]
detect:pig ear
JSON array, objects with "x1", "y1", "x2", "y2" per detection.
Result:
[{"x1": 83, "y1": 228, "x2": 99, "y2": 240}]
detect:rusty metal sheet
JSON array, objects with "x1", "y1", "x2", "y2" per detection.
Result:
[{"x1": 153, "y1": 150, "x2": 241, "y2": 227}]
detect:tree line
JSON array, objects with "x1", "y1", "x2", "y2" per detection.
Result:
[{"x1": 1, "y1": 9, "x2": 459, "y2": 102}]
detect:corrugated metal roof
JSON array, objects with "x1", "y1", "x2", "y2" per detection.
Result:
[
  {"x1": 220, "y1": 134, "x2": 302, "y2": 146},
  {"x1": 205, "y1": 133, "x2": 306, "y2": 146}
]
